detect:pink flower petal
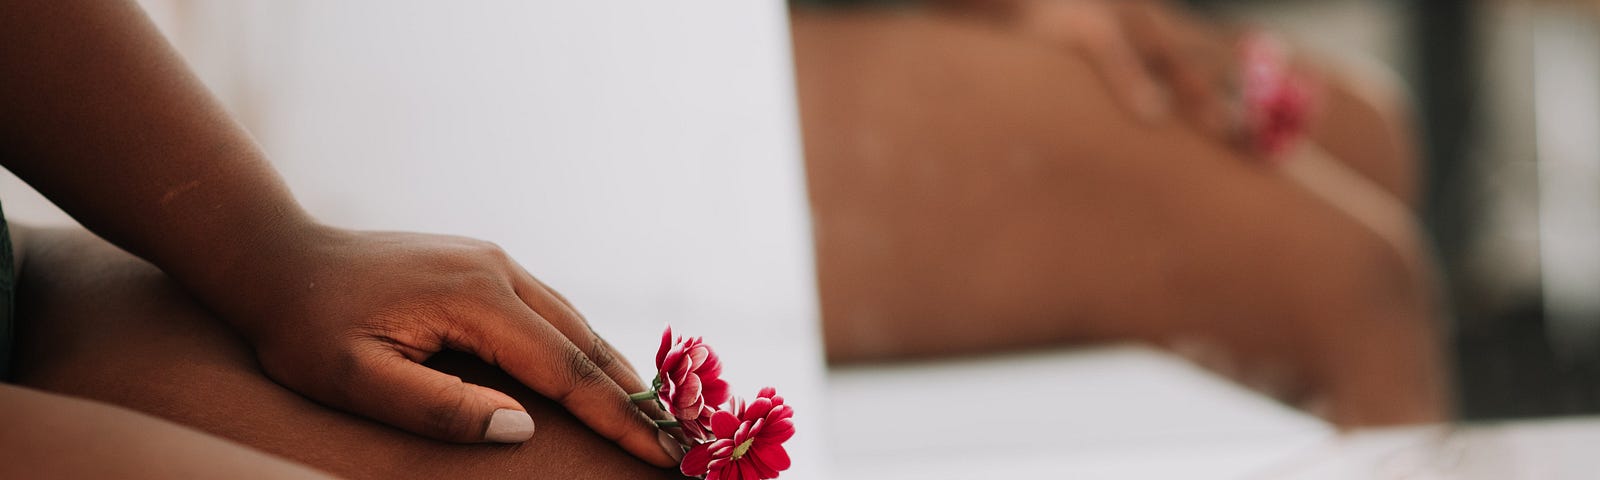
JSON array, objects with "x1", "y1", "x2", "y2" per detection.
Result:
[
  {"x1": 664, "y1": 349, "x2": 690, "y2": 379},
  {"x1": 748, "y1": 451, "x2": 781, "y2": 479},
  {"x1": 743, "y1": 397, "x2": 775, "y2": 421},
  {"x1": 681, "y1": 442, "x2": 713, "y2": 476},
  {"x1": 702, "y1": 353, "x2": 724, "y2": 375},
  {"x1": 712, "y1": 410, "x2": 740, "y2": 438},
  {"x1": 709, "y1": 439, "x2": 735, "y2": 458},
  {"x1": 761, "y1": 419, "x2": 795, "y2": 444},
  {"x1": 717, "y1": 462, "x2": 741, "y2": 480},
  {"x1": 687, "y1": 345, "x2": 709, "y2": 371},
  {"x1": 676, "y1": 373, "x2": 705, "y2": 412},
  {"x1": 656, "y1": 325, "x2": 673, "y2": 370},
  {"x1": 733, "y1": 422, "x2": 753, "y2": 445},
  {"x1": 767, "y1": 404, "x2": 794, "y2": 422},
  {"x1": 737, "y1": 459, "x2": 760, "y2": 480},
  {"x1": 757, "y1": 445, "x2": 792, "y2": 472}
]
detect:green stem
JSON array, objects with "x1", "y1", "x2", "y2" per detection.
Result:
[
  {"x1": 627, "y1": 390, "x2": 657, "y2": 402},
  {"x1": 654, "y1": 420, "x2": 680, "y2": 428}
]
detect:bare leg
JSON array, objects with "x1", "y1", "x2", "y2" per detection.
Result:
[
  {"x1": 0, "y1": 384, "x2": 334, "y2": 479},
  {"x1": 9, "y1": 226, "x2": 686, "y2": 480},
  {"x1": 792, "y1": 8, "x2": 1445, "y2": 426}
]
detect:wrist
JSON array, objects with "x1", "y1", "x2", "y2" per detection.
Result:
[{"x1": 167, "y1": 210, "x2": 342, "y2": 332}]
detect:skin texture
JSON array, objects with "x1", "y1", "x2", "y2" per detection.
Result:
[
  {"x1": 9, "y1": 226, "x2": 688, "y2": 480},
  {"x1": 791, "y1": 7, "x2": 1446, "y2": 427},
  {"x1": 0, "y1": 0, "x2": 678, "y2": 466}
]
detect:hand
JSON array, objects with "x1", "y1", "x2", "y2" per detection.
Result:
[
  {"x1": 203, "y1": 226, "x2": 682, "y2": 466},
  {"x1": 1001, "y1": 0, "x2": 1240, "y2": 138}
]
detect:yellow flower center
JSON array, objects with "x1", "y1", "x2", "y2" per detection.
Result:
[{"x1": 730, "y1": 438, "x2": 756, "y2": 460}]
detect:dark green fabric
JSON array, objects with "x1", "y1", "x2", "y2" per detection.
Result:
[{"x1": 0, "y1": 200, "x2": 12, "y2": 381}]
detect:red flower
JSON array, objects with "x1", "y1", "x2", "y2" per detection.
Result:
[
  {"x1": 1239, "y1": 32, "x2": 1318, "y2": 161},
  {"x1": 680, "y1": 388, "x2": 795, "y2": 480},
  {"x1": 655, "y1": 325, "x2": 731, "y2": 440}
]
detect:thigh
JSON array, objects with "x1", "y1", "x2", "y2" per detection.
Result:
[
  {"x1": 0, "y1": 383, "x2": 333, "y2": 479},
  {"x1": 9, "y1": 226, "x2": 684, "y2": 480}
]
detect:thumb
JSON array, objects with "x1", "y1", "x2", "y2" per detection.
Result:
[{"x1": 338, "y1": 350, "x2": 535, "y2": 443}]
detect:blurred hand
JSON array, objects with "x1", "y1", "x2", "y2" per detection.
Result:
[
  {"x1": 210, "y1": 227, "x2": 681, "y2": 466},
  {"x1": 1001, "y1": 0, "x2": 1240, "y2": 139}
]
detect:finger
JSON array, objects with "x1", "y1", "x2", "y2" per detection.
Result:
[
  {"x1": 340, "y1": 346, "x2": 536, "y2": 443},
  {"x1": 514, "y1": 263, "x2": 582, "y2": 315},
  {"x1": 507, "y1": 274, "x2": 670, "y2": 442},
  {"x1": 460, "y1": 301, "x2": 683, "y2": 467},
  {"x1": 1120, "y1": 2, "x2": 1233, "y2": 138},
  {"x1": 1072, "y1": 22, "x2": 1170, "y2": 124},
  {"x1": 507, "y1": 264, "x2": 653, "y2": 403}
]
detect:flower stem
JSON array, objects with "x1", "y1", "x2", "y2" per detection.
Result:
[
  {"x1": 627, "y1": 390, "x2": 657, "y2": 402},
  {"x1": 655, "y1": 420, "x2": 680, "y2": 428}
]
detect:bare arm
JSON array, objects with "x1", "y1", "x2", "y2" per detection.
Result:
[
  {"x1": 0, "y1": 0, "x2": 310, "y2": 296},
  {"x1": 0, "y1": 0, "x2": 682, "y2": 465}
]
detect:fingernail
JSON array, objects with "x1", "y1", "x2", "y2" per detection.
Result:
[
  {"x1": 657, "y1": 429, "x2": 685, "y2": 462},
  {"x1": 485, "y1": 409, "x2": 535, "y2": 443}
]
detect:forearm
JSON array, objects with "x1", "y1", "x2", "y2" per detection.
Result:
[{"x1": 0, "y1": 0, "x2": 316, "y2": 296}]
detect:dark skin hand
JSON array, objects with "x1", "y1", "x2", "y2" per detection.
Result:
[
  {"x1": 0, "y1": 0, "x2": 680, "y2": 467},
  {"x1": 940, "y1": 0, "x2": 1237, "y2": 136},
  {"x1": 11, "y1": 226, "x2": 689, "y2": 479},
  {"x1": 943, "y1": 0, "x2": 1421, "y2": 207}
]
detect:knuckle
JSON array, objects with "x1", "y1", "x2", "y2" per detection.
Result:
[
  {"x1": 587, "y1": 336, "x2": 618, "y2": 372},
  {"x1": 561, "y1": 348, "x2": 610, "y2": 395},
  {"x1": 474, "y1": 240, "x2": 510, "y2": 261}
]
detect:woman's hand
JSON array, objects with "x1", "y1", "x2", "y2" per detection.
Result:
[
  {"x1": 993, "y1": 0, "x2": 1241, "y2": 138},
  {"x1": 0, "y1": 0, "x2": 681, "y2": 463},
  {"x1": 204, "y1": 226, "x2": 682, "y2": 467}
]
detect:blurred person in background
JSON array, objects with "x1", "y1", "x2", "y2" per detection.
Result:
[
  {"x1": 0, "y1": 1, "x2": 690, "y2": 478},
  {"x1": 793, "y1": 0, "x2": 1448, "y2": 427}
]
